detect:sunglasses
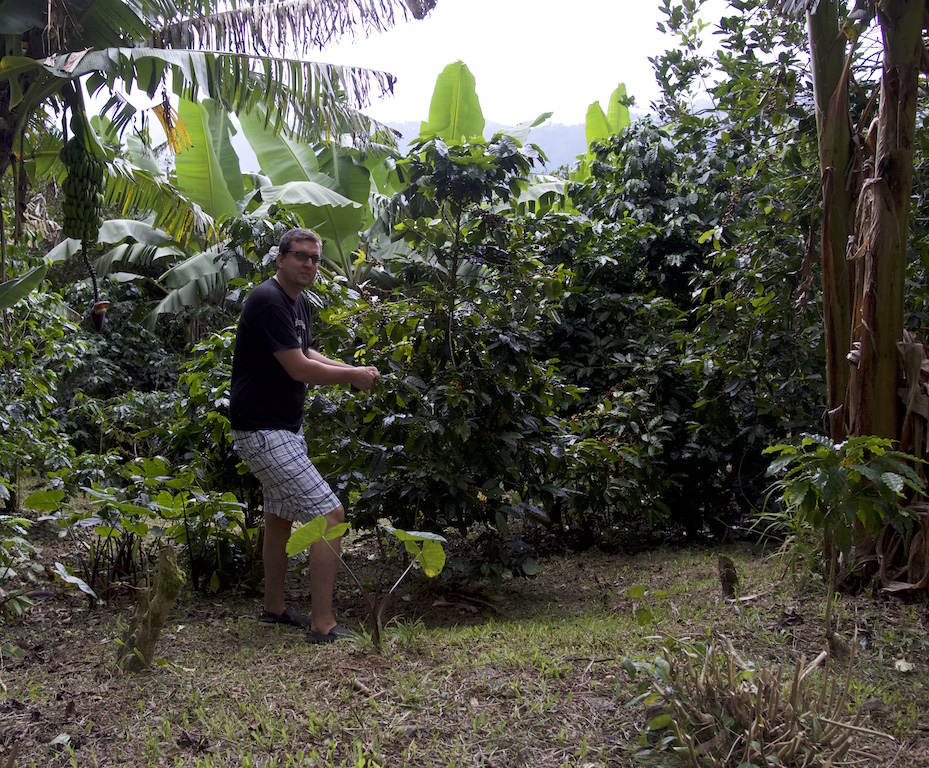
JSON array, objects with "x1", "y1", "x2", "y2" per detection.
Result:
[{"x1": 284, "y1": 249, "x2": 322, "y2": 265}]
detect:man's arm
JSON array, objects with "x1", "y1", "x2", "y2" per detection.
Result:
[
  {"x1": 305, "y1": 348, "x2": 356, "y2": 369},
  {"x1": 274, "y1": 347, "x2": 379, "y2": 392}
]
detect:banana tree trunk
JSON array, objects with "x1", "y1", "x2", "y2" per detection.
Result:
[
  {"x1": 848, "y1": 0, "x2": 922, "y2": 440},
  {"x1": 809, "y1": 0, "x2": 923, "y2": 443},
  {"x1": 807, "y1": 0, "x2": 853, "y2": 439}
]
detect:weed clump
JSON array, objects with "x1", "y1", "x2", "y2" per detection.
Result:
[{"x1": 625, "y1": 634, "x2": 885, "y2": 767}]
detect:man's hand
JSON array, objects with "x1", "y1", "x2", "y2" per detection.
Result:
[{"x1": 353, "y1": 366, "x2": 380, "y2": 392}]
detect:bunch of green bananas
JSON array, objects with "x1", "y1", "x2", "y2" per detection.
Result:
[{"x1": 59, "y1": 137, "x2": 105, "y2": 243}]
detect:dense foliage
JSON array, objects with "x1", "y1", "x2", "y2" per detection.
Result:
[{"x1": 2, "y1": 0, "x2": 928, "y2": 603}]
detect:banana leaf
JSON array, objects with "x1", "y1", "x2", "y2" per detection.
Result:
[
  {"x1": 0, "y1": 264, "x2": 48, "y2": 310},
  {"x1": 502, "y1": 113, "x2": 553, "y2": 146},
  {"x1": 159, "y1": 249, "x2": 234, "y2": 290},
  {"x1": 237, "y1": 107, "x2": 320, "y2": 184},
  {"x1": 175, "y1": 98, "x2": 240, "y2": 221},
  {"x1": 145, "y1": 258, "x2": 238, "y2": 328},
  {"x1": 422, "y1": 60, "x2": 485, "y2": 143},
  {"x1": 250, "y1": 180, "x2": 361, "y2": 249}
]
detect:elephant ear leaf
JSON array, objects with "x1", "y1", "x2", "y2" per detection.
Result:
[
  {"x1": 422, "y1": 60, "x2": 485, "y2": 143},
  {"x1": 385, "y1": 527, "x2": 447, "y2": 578},
  {"x1": 286, "y1": 516, "x2": 350, "y2": 557}
]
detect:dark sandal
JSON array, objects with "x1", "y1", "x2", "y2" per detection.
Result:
[
  {"x1": 258, "y1": 607, "x2": 312, "y2": 627},
  {"x1": 307, "y1": 624, "x2": 355, "y2": 644}
]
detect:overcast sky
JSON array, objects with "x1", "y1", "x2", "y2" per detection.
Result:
[{"x1": 317, "y1": 0, "x2": 728, "y2": 127}]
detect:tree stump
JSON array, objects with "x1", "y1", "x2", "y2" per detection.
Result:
[
  {"x1": 117, "y1": 544, "x2": 185, "y2": 673},
  {"x1": 717, "y1": 555, "x2": 739, "y2": 598}
]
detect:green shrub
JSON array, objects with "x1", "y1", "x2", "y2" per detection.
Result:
[{"x1": 0, "y1": 512, "x2": 39, "y2": 619}]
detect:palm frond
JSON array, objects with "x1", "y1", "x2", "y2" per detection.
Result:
[
  {"x1": 0, "y1": 0, "x2": 151, "y2": 50},
  {"x1": 39, "y1": 47, "x2": 392, "y2": 143},
  {"x1": 155, "y1": 0, "x2": 420, "y2": 56},
  {"x1": 776, "y1": 0, "x2": 822, "y2": 18},
  {"x1": 72, "y1": 0, "x2": 152, "y2": 48}
]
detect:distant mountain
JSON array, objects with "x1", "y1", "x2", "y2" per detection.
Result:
[
  {"x1": 524, "y1": 123, "x2": 588, "y2": 171},
  {"x1": 386, "y1": 120, "x2": 588, "y2": 172},
  {"x1": 233, "y1": 117, "x2": 606, "y2": 175}
]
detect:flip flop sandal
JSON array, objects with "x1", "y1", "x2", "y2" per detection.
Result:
[
  {"x1": 258, "y1": 607, "x2": 312, "y2": 627},
  {"x1": 307, "y1": 624, "x2": 355, "y2": 644}
]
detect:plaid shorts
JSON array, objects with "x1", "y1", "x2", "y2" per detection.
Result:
[{"x1": 232, "y1": 429, "x2": 341, "y2": 522}]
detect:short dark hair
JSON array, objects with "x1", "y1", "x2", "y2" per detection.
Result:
[{"x1": 279, "y1": 228, "x2": 322, "y2": 254}]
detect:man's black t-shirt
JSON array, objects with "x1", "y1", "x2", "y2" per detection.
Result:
[{"x1": 230, "y1": 278, "x2": 314, "y2": 432}]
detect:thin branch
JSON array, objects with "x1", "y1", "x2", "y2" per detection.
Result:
[{"x1": 813, "y1": 716, "x2": 896, "y2": 740}]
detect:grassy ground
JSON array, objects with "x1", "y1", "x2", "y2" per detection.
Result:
[{"x1": 2, "y1": 533, "x2": 929, "y2": 767}]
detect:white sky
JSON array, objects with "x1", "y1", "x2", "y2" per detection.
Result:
[{"x1": 316, "y1": 0, "x2": 727, "y2": 127}]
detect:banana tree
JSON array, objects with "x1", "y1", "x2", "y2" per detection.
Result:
[
  {"x1": 91, "y1": 102, "x2": 388, "y2": 323},
  {"x1": 140, "y1": 97, "x2": 388, "y2": 319},
  {"x1": 1, "y1": 0, "x2": 438, "y2": 161},
  {"x1": 570, "y1": 83, "x2": 632, "y2": 184},
  {"x1": 781, "y1": 0, "x2": 923, "y2": 444},
  {"x1": 0, "y1": 0, "x2": 437, "y2": 304},
  {"x1": 87, "y1": 55, "x2": 566, "y2": 323},
  {"x1": 777, "y1": 0, "x2": 926, "y2": 580},
  {"x1": 239, "y1": 104, "x2": 391, "y2": 276}
]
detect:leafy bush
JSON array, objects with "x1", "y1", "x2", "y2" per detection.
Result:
[
  {"x1": 28, "y1": 457, "x2": 254, "y2": 600},
  {"x1": 0, "y1": 512, "x2": 40, "y2": 618},
  {"x1": 764, "y1": 434, "x2": 924, "y2": 557},
  {"x1": 51, "y1": 278, "x2": 183, "y2": 454},
  {"x1": 570, "y1": 119, "x2": 718, "y2": 303},
  {"x1": 764, "y1": 434, "x2": 925, "y2": 642},
  {"x1": 292, "y1": 136, "x2": 591, "y2": 577},
  {"x1": 167, "y1": 329, "x2": 258, "y2": 507},
  {"x1": 0, "y1": 292, "x2": 84, "y2": 507},
  {"x1": 536, "y1": 115, "x2": 824, "y2": 542},
  {"x1": 305, "y1": 268, "x2": 583, "y2": 579}
]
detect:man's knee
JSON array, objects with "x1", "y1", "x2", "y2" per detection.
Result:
[{"x1": 325, "y1": 505, "x2": 345, "y2": 526}]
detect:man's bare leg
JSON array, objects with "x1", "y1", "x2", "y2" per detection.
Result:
[
  {"x1": 263, "y1": 512, "x2": 293, "y2": 615},
  {"x1": 309, "y1": 504, "x2": 344, "y2": 635}
]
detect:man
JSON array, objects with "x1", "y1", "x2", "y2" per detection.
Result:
[{"x1": 230, "y1": 228, "x2": 379, "y2": 643}]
